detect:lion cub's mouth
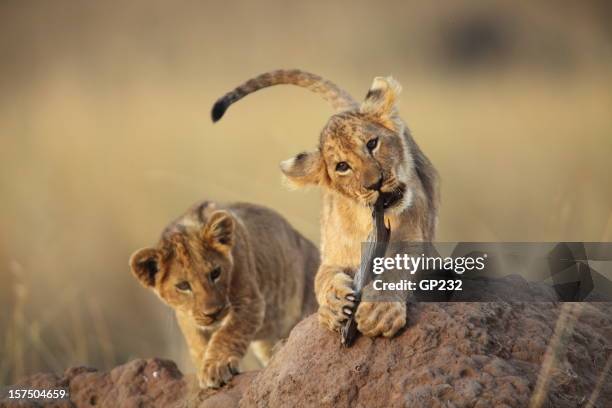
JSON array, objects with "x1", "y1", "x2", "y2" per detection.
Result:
[{"x1": 379, "y1": 183, "x2": 407, "y2": 210}]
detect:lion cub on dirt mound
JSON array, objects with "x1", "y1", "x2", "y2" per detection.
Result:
[
  {"x1": 213, "y1": 70, "x2": 439, "y2": 339},
  {"x1": 129, "y1": 201, "x2": 319, "y2": 388}
]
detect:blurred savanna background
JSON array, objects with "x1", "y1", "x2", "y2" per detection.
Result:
[{"x1": 1, "y1": 0, "x2": 611, "y2": 384}]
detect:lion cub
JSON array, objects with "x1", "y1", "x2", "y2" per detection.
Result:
[
  {"x1": 129, "y1": 201, "x2": 319, "y2": 388},
  {"x1": 213, "y1": 70, "x2": 439, "y2": 339}
]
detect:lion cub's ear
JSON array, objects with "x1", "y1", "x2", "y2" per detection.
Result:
[
  {"x1": 360, "y1": 76, "x2": 403, "y2": 133},
  {"x1": 203, "y1": 210, "x2": 235, "y2": 253},
  {"x1": 130, "y1": 247, "x2": 161, "y2": 288},
  {"x1": 280, "y1": 150, "x2": 325, "y2": 188}
]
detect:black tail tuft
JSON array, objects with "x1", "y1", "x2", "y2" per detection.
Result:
[{"x1": 211, "y1": 98, "x2": 229, "y2": 123}]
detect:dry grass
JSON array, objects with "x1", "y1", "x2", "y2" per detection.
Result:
[
  {"x1": 1, "y1": 0, "x2": 611, "y2": 385},
  {"x1": 0, "y1": 262, "x2": 118, "y2": 384}
]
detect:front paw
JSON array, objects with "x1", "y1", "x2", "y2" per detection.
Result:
[
  {"x1": 198, "y1": 355, "x2": 240, "y2": 389},
  {"x1": 318, "y1": 272, "x2": 356, "y2": 332},
  {"x1": 355, "y1": 301, "x2": 406, "y2": 337}
]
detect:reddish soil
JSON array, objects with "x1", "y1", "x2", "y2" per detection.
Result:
[{"x1": 4, "y1": 300, "x2": 611, "y2": 407}]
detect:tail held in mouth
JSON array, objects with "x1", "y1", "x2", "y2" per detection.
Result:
[{"x1": 211, "y1": 69, "x2": 358, "y2": 122}]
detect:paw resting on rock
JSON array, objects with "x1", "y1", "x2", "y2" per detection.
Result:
[
  {"x1": 356, "y1": 301, "x2": 406, "y2": 337},
  {"x1": 318, "y1": 272, "x2": 356, "y2": 332},
  {"x1": 199, "y1": 355, "x2": 240, "y2": 389}
]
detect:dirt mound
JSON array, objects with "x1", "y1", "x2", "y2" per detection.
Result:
[
  {"x1": 242, "y1": 302, "x2": 612, "y2": 407},
  {"x1": 1, "y1": 358, "x2": 255, "y2": 408},
  {"x1": 4, "y1": 301, "x2": 611, "y2": 408}
]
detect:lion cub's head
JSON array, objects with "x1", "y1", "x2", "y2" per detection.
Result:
[
  {"x1": 129, "y1": 204, "x2": 235, "y2": 328},
  {"x1": 281, "y1": 77, "x2": 412, "y2": 212}
]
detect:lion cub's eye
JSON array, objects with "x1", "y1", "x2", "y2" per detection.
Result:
[
  {"x1": 335, "y1": 162, "x2": 350, "y2": 173},
  {"x1": 366, "y1": 138, "x2": 379, "y2": 151},
  {"x1": 175, "y1": 281, "x2": 191, "y2": 291},
  {"x1": 210, "y1": 267, "x2": 222, "y2": 282}
]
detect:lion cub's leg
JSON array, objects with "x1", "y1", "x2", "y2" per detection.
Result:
[
  {"x1": 355, "y1": 301, "x2": 406, "y2": 338},
  {"x1": 355, "y1": 269, "x2": 408, "y2": 338},
  {"x1": 200, "y1": 303, "x2": 264, "y2": 388},
  {"x1": 315, "y1": 265, "x2": 407, "y2": 338},
  {"x1": 176, "y1": 311, "x2": 209, "y2": 373},
  {"x1": 315, "y1": 264, "x2": 357, "y2": 332},
  {"x1": 250, "y1": 340, "x2": 274, "y2": 366}
]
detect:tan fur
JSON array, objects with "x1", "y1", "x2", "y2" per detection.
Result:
[
  {"x1": 211, "y1": 69, "x2": 358, "y2": 122},
  {"x1": 213, "y1": 71, "x2": 439, "y2": 339},
  {"x1": 129, "y1": 201, "x2": 319, "y2": 388}
]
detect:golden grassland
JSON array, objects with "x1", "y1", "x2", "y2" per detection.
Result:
[{"x1": 1, "y1": 0, "x2": 611, "y2": 384}]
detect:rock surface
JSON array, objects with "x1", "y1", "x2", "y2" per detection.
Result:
[
  {"x1": 1, "y1": 358, "x2": 255, "y2": 408},
  {"x1": 3, "y1": 302, "x2": 611, "y2": 408},
  {"x1": 242, "y1": 302, "x2": 612, "y2": 408}
]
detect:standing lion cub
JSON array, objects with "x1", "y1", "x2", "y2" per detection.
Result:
[{"x1": 129, "y1": 201, "x2": 318, "y2": 388}]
